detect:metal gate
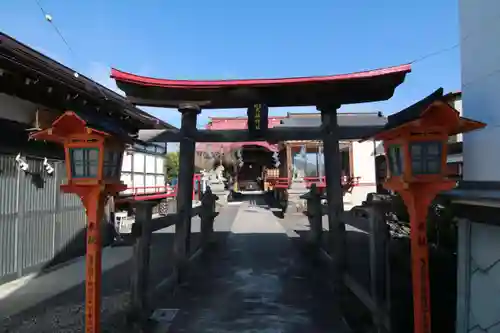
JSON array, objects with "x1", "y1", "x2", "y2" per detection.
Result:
[{"x1": 0, "y1": 155, "x2": 86, "y2": 284}]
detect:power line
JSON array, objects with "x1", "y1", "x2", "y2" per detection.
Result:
[
  {"x1": 409, "y1": 10, "x2": 500, "y2": 66},
  {"x1": 34, "y1": 0, "x2": 75, "y2": 57},
  {"x1": 409, "y1": 43, "x2": 459, "y2": 65},
  {"x1": 33, "y1": 0, "x2": 111, "y2": 101},
  {"x1": 31, "y1": 1, "x2": 500, "y2": 99}
]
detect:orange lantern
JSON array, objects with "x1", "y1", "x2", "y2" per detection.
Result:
[
  {"x1": 30, "y1": 111, "x2": 126, "y2": 333},
  {"x1": 372, "y1": 94, "x2": 485, "y2": 333}
]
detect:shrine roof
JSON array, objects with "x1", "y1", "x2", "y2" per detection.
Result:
[
  {"x1": 196, "y1": 141, "x2": 278, "y2": 153},
  {"x1": 0, "y1": 32, "x2": 175, "y2": 138},
  {"x1": 206, "y1": 116, "x2": 285, "y2": 130},
  {"x1": 368, "y1": 88, "x2": 485, "y2": 140},
  {"x1": 278, "y1": 112, "x2": 387, "y2": 128},
  {"x1": 111, "y1": 64, "x2": 411, "y2": 109}
]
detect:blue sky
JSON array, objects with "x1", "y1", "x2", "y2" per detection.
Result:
[{"x1": 1, "y1": 0, "x2": 460, "y2": 128}]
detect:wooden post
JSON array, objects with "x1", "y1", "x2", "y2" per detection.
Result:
[
  {"x1": 174, "y1": 105, "x2": 199, "y2": 282},
  {"x1": 300, "y1": 184, "x2": 323, "y2": 246},
  {"x1": 318, "y1": 144, "x2": 323, "y2": 179},
  {"x1": 318, "y1": 105, "x2": 346, "y2": 304},
  {"x1": 82, "y1": 187, "x2": 106, "y2": 333},
  {"x1": 316, "y1": 142, "x2": 321, "y2": 177},
  {"x1": 286, "y1": 143, "x2": 292, "y2": 182},
  {"x1": 368, "y1": 204, "x2": 391, "y2": 332},
  {"x1": 401, "y1": 192, "x2": 433, "y2": 333},
  {"x1": 128, "y1": 201, "x2": 155, "y2": 325},
  {"x1": 200, "y1": 186, "x2": 219, "y2": 247}
]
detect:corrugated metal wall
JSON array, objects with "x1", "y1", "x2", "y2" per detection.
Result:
[{"x1": 0, "y1": 155, "x2": 85, "y2": 284}]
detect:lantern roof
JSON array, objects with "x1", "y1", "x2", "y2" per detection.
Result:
[
  {"x1": 110, "y1": 64, "x2": 411, "y2": 109},
  {"x1": 367, "y1": 88, "x2": 486, "y2": 141},
  {"x1": 30, "y1": 111, "x2": 118, "y2": 143}
]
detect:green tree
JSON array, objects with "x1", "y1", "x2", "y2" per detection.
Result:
[{"x1": 165, "y1": 152, "x2": 180, "y2": 179}]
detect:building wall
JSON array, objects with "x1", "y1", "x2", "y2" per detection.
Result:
[
  {"x1": 457, "y1": 1, "x2": 500, "y2": 332},
  {"x1": 460, "y1": 0, "x2": 500, "y2": 181},
  {"x1": 449, "y1": 96, "x2": 464, "y2": 143},
  {"x1": 348, "y1": 140, "x2": 377, "y2": 208},
  {"x1": 457, "y1": 219, "x2": 500, "y2": 333},
  {"x1": 0, "y1": 93, "x2": 37, "y2": 125},
  {"x1": 0, "y1": 155, "x2": 86, "y2": 285}
]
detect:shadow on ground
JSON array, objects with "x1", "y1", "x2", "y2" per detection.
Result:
[
  {"x1": 283, "y1": 212, "x2": 457, "y2": 333},
  {"x1": 146, "y1": 219, "x2": 349, "y2": 332},
  {"x1": 0, "y1": 204, "x2": 239, "y2": 333}
]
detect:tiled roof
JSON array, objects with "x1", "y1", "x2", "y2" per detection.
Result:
[
  {"x1": 206, "y1": 117, "x2": 285, "y2": 130},
  {"x1": 278, "y1": 112, "x2": 387, "y2": 128}
]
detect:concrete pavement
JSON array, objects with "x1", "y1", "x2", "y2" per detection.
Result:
[
  {"x1": 0, "y1": 201, "x2": 204, "y2": 320},
  {"x1": 0, "y1": 200, "x2": 215, "y2": 332},
  {"x1": 1, "y1": 197, "x2": 349, "y2": 332},
  {"x1": 153, "y1": 199, "x2": 350, "y2": 332},
  {"x1": 0, "y1": 246, "x2": 132, "y2": 319}
]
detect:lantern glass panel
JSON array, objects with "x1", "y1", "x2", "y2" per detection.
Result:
[
  {"x1": 410, "y1": 141, "x2": 442, "y2": 175},
  {"x1": 70, "y1": 147, "x2": 99, "y2": 178},
  {"x1": 387, "y1": 144, "x2": 404, "y2": 176}
]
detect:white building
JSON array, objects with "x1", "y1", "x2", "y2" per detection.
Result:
[
  {"x1": 454, "y1": 1, "x2": 500, "y2": 332},
  {"x1": 120, "y1": 130, "x2": 168, "y2": 197}
]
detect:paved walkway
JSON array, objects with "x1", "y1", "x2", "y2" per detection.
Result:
[{"x1": 154, "y1": 200, "x2": 349, "y2": 332}]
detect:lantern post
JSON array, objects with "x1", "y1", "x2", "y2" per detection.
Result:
[
  {"x1": 370, "y1": 97, "x2": 485, "y2": 333},
  {"x1": 30, "y1": 111, "x2": 127, "y2": 333}
]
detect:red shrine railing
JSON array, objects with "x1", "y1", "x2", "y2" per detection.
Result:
[
  {"x1": 117, "y1": 174, "x2": 203, "y2": 202},
  {"x1": 303, "y1": 176, "x2": 327, "y2": 188},
  {"x1": 266, "y1": 176, "x2": 290, "y2": 189},
  {"x1": 303, "y1": 176, "x2": 361, "y2": 193},
  {"x1": 271, "y1": 177, "x2": 290, "y2": 189}
]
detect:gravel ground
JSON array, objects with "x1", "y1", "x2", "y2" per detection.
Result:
[{"x1": 0, "y1": 214, "x2": 208, "y2": 333}]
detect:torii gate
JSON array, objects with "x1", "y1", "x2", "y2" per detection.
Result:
[{"x1": 111, "y1": 63, "x2": 412, "y2": 302}]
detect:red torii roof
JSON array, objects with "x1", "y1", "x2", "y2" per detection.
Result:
[{"x1": 111, "y1": 64, "x2": 411, "y2": 109}]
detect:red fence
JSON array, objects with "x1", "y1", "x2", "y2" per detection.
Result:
[
  {"x1": 303, "y1": 176, "x2": 363, "y2": 191},
  {"x1": 266, "y1": 177, "x2": 290, "y2": 189},
  {"x1": 303, "y1": 176, "x2": 327, "y2": 188},
  {"x1": 120, "y1": 174, "x2": 203, "y2": 202}
]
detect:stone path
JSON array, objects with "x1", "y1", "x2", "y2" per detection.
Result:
[{"x1": 155, "y1": 199, "x2": 349, "y2": 332}]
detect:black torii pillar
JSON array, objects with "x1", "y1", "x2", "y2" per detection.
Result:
[
  {"x1": 174, "y1": 104, "x2": 199, "y2": 282},
  {"x1": 318, "y1": 105, "x2": 346, "y2": 305}
]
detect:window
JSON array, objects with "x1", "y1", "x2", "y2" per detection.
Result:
[
  {"x1": 387, "y1": 144, "x2": 403, "y2": 176},
  {"x1": 70, "y1": 148, "x2": 99, "y2": 178},
  {"x1": 341, "y1": 150, "x2": 351, "y2": 177},
  {"x1": 103, "y1": 150, "x2": 122, "y2": 178},
  {"x1": 410, "y1": 141, "x2": 442, "y2": 175}
]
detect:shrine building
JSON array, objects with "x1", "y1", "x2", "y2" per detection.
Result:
[{"x1": 194, "y1": 111, "x2": 386, "y2": 208}]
